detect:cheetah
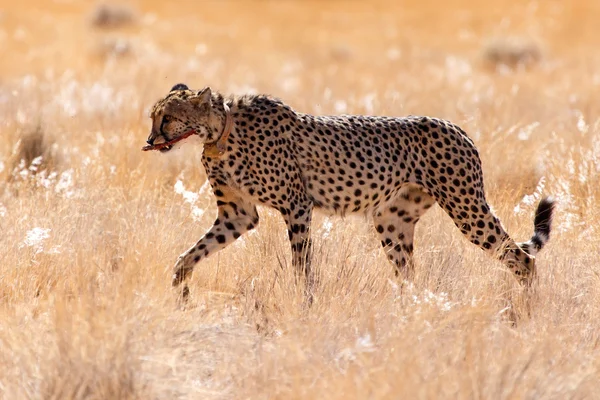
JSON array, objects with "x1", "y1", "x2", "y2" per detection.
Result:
[{"x1": 144, "y1": 83, "x2": 555, "y2": 297}]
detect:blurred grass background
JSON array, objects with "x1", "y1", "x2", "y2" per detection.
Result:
[{"x1": 1, "y1": 0, "x2": 599, "y2": 399}]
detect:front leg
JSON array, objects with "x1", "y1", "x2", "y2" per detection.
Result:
[
  {"x1": 172, "y1": 186, "x2": 259, "y2": 287},
  {"x1": 282, "y1": 197, "x2": 314, "y2": 298}
]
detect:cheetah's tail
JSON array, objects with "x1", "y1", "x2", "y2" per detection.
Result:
[{"x1": 522, "y1": 197, "x2": 556, "y2": 256}]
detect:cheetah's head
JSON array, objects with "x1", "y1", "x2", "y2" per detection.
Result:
[{"x1": 146, "y1": 84, "x2": 214, "y2": 153}]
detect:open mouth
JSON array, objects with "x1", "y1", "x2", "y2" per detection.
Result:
[{"x1": 141, "y1": 142, "x2": 171, "y2": 152}]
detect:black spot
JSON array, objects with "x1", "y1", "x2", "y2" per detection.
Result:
[{"x1": 216, "y1": 235, "x2": 226, "y2": 244}]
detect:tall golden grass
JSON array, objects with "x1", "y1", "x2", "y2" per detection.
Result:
[{"x1": 1, "y1": 0, "x2": 599, "y2": 398}]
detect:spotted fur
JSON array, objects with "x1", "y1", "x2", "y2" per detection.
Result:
[{"x1": 146, "y1": 84, "x2": 555, "y2": 295}]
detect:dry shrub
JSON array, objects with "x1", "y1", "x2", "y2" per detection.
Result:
[
  {"x1": 6, "y1": 124, "x2": 59, "y2": 185},
  {"x1": 89, "y1": 3, "x2": 137, "y2": 29},
  {"x1": 39, "y1": 302, "x2": 141, "y2": 400},
  {"x1": 482, "y1": 36, "x2": 543, "y2": 70},
  {"x1": 0, "y1": 295, "x2": 148, "y2": 400},
  {"x1": 11, "y1": 125, "x2": 52, "y2": 169}
]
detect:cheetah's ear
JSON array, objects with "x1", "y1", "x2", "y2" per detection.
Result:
[
  {"x1": 170, "y1": 83, "x2": 189, "y2": 92},
  {"x1": 190, "y1": 87, "x2": 212, "y2": 108}
]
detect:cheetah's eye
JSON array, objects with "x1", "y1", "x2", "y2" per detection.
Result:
[{"x1": 163, "y1": 115, "x2": 173, "y2": 123}]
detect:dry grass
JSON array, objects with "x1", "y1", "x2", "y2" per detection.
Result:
[{"x1": 1, "y1": 0, "x2": 600, "y2": 398}]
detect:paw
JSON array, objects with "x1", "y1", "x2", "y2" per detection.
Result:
[
  {"x1": 171, "y1": 256, "x2": 190, "y2": 287},
  {"x1": 172, "y1": 268, "x2": 191, "y2": 287},
  {"x1": 178, "y1": 285, "x2": 190, "y2": 303}
]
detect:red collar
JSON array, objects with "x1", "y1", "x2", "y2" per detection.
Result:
[{"x1": 204, "y1": 103, "x2": 232, "y2": 158}]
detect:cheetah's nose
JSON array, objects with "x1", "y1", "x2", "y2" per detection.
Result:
[{"x1": 146, "y1": 138, "x2": 154, "y2": 145}]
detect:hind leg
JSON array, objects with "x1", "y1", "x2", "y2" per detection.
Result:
[
  {"x1": 422, "y1": 166, "x2": 534, "y2": 283},
  {"x1": 404, "y1": 119, "x2": 553, "y2": 285},
  {"x1": 373, "y1": 185, "x2": 435, "y2": 279}
]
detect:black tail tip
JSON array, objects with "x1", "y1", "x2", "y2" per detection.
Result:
[{"x1": 534, "y1": 197, "x2": 556, "y2": 239}]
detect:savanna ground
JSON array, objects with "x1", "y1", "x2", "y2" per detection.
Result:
[{"x1": 1, "y1": 0, "x2": 600, "y2": 398}]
